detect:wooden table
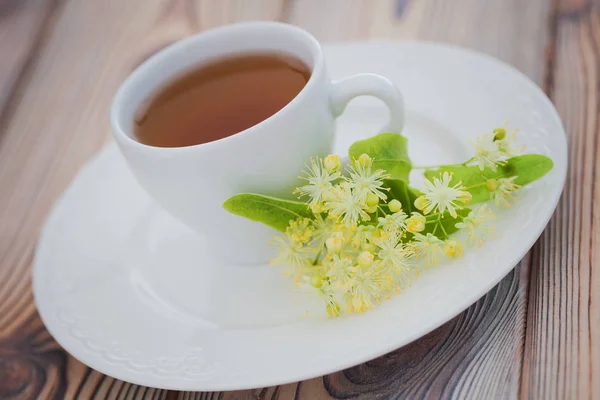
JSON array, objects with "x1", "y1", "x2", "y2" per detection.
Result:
[{"x1": 0, "y1": 0, "x2": 597, "y2": 398}]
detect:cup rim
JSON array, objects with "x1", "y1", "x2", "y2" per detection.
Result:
[{"x1": 110, "y1": 21, "x2": 324, "y2": 153}]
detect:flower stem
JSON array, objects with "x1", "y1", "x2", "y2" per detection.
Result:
[
  {"x1": 425, "y1": 212, "x2": 442, "y2": 221},
  {"x1": 438, "y1": 214, "x2": 449, "y2": 238},
  {"x1": 412, "y1": 158, "x2": 473, "y2": 170},
  {"x1": 313, "y1": 247, "x2": 323, "y2": 265},
  {"x1": 463, "y1": 170, "x2": 512, "y2": 191},
  {"x1": 464, "y1": 182, "x2": 487, "y2": 191}
]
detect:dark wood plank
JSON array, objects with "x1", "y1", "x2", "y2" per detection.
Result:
[{"x1": 521, "y1": 0, "x2": 600, "y2": 398}]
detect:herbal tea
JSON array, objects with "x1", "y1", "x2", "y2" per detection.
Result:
[{"x1": 134, "y1": 52, "x2": 311, "y2": 147}]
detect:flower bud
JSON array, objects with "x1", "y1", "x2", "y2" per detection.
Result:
[
  {"x1": 460, "y1": 191, "x2": 472, "y2": 204},
  {"x1": 493, "y1": 128, "x2": 506, "y2": 141},
  {"x1": 366, "y1": 193, "x2": 379, "y2": 207},
  {"x1": 356, "y1": 153, "x2": 372, "y2": 168},
  {"x1": 414, "y1": 196, "x2": 428, "y2": 212},
  {"x1": 371, "y1": 228, "x2": 382, "y2": 241},
  {"x1": 310, "y1": 274, "x2": 323, "y2": 288},
  {"x1": 366, "y1": 204, "x2": 378, "y2": 214},
  {"x1": 486, "y1": 178, "x2": 498, "y2": 192},
  {"x1": 388, "y1": 199, "x2": 402, "y2": 213},
  {"x1": 406, "y1": 213, "x2": 426, "y2": 233},
  {"x1": 324, "y1": 155, "x2": 341, "y2": 172}
]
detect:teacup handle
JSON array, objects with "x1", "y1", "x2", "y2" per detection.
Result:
[{"x1": 330, "y1": 73, "x2": 404, "y2": 133}]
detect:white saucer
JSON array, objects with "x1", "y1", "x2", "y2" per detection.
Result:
[{"x1": 33, "y1": 42, "x2": 567, "y2": 391}]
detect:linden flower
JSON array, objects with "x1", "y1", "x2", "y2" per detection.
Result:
[
  {"x1": 455, "y1": 205, "x2": 496, "y2": 244},
  {"x1": 324, "y1": 185, "x2": 370, "y2": 227},
  {"x1": 377, "y1": 211, "x2": 408, "y2": 233},
  {"x1": 271, "y1": 235, "x2": 314, "y2": 279},
  {"x1": 326, "y1": 300, "x2": 342, "y2": 318},
  {"x1": 325, "y1": 231, "x2": 346, "y2": 253},
  {"x1": 392, "y1": 264, "x2": 416, "y2": 289},
  {"x1": 294, "y1": 157, "x2": 340, "y2": 206},
  {"x1": 473, "y1": 133, "x2": 504, "y2": 171},
  {"x1": 286, "y1": 217, "x2": 313, "y2": 245},
  {"x1": 494, "y1": 128, "x2": 524, "y2": 157},
  {"x1": 324, "y1": 254, "x2": 354, "y2": 289},
  {"x1": 316, "y1": 280, "x2": 341, "y2": 318},
  {"x1": 374, "y1": 231, "x2": 413, "y2": 273},
  {"x1": 443, "y1": 239, "x2": 464, "y2": 258},
  {"x1": 310, "y1": 202, "x2": 326, "y2": 213},
  {"x1": 345, "y1": 264, "x2": 390, "y2": 312},
  {"x1": 417, "y1": 172, "x2": 472, "y2": 218},
  {"x1": 490, "y1": 176, "x2": 520, "y2": 207},
  {"x1": 357, "y1": 251, "x2": 375, "y2": 268},
  {"x1": 310, "y1": 214, "x2": 338, "y2": 248},
  {"x1": 345, "y1": 154, "x2": 390, "y2": 203},
  {"x1": 350, "y1": 224, "x2": 376, "y2": 249},
  {"x1": 297, "y1": 276, "x2": 342, "y2": 318},
  {"x1": 411, "y1": 233, "x2": 444, "y2": 266}
]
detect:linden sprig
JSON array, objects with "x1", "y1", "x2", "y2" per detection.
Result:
[
  {"x1": 223, "y1": 126, "x2": 553, "y2": 317},
  {"x1": 272, "y1": 153, "x2": 489, "y2": 317}
]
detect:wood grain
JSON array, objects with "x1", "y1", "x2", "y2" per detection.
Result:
[
  {"x1": 0, "y1": 0, "x2": 595, "y2": 398},
  {"x1": 0, "y1": 0, "x2": 58, "y2": 131},
  {"x1": 0, "y1": 0, "x2": 284, "y2": 398},
  {"x1": 521, "y1": 1, "x2": 600, "y2": 399}
]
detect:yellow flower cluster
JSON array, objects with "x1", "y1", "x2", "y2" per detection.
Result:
[
  {"x1": 272, "y1": 153, "x2": 503, "y2": 317},
  {"x1": 268, "y1": 126, "x2": 535, "y2": 317},
  {"x1": 218, "y1": 124, "x2": 548, "y2": 319},
  {"x1": 472, "y1": 126, "x2": 524, "y2": 171},
  {"x1": 273, "y1": 213, "x2": 420, "y2": 316}
]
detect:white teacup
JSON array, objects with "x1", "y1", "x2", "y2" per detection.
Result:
[{"x1": 111, "y1": 22, "x2": 404, "y2": 265}]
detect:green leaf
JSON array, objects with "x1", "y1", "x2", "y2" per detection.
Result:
[
  {"x1": 508, "y1": 154, "x2": 554, "y2": 186},
  {"x1": 223, "y1": 194, "x2": 312, "y2": 232},
  {"x1": 385, "y1": 179, "x2": 422, "y2": 214},
  {"x1": 348, "y1": 132, "x2": 412, "y2": 180},
  {"x1": 422, "y1": 208, "x2": 471, "y2": 240},
  {"x1": 424, "y1": 154, "x2": 553, "y2": 205}
]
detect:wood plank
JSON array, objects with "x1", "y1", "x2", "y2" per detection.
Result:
[
  {"x1": 521, "y1": 0, "x2": 600, "y2": 398},
  {"x1": 370, "y1": 0, "x2": 553, "y2": 84},
  {"x1": 0, "y1": 0, "x2": 57, "y2": 128},
  {"x1": 192, "y1": 0, "x2": 552, "y2": 397},
  {"x1": 282, "y1": 0, "x2": 375, "y2": 41},
  {"x1": 0, "y1": 0, "x2": 565, "y2": 399},
  {"x1": 0, "y1": 0, "x2": 283, "y2": 398}
]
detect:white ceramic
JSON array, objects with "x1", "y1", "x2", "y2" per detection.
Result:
[
  {"x1": 33, "y1": 42, "x2": 567, "y2": 391},
  {"x1": 111, "y1": 22, "x2": 404, "y2": 264}
]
